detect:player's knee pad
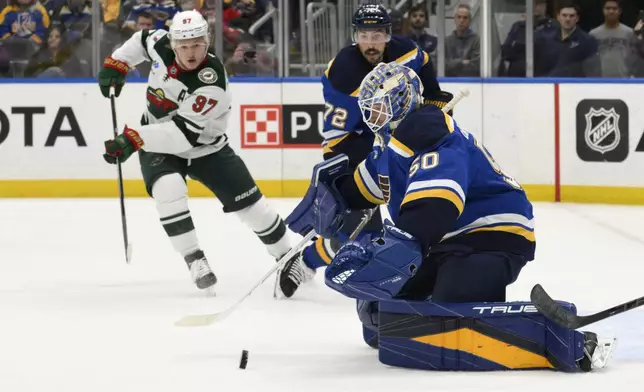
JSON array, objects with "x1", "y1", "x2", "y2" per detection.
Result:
[
  {"x1": 152, "y1": 174, "x2": 190, "y2": 220},
  {"x1": 151, "y1": 173, "x2": 188, "y2": 203},
  {"x1": 376, "y1": 300, "x2": 586, "y2": 372}
]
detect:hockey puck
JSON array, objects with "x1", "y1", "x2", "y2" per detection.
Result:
[{"x1": 239, "y1": 350, "x2": 249, "y2": 369}]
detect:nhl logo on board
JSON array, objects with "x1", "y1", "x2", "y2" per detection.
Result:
[
  {"x1": 198, "y1": 68, "x2": 218, "y2": 84},
  {"x1": 584, "y1": 107, "x2": 620, "y2": 154},
  {"x1": 576, "y1": 99, "x2": 628, "y2": 162}
]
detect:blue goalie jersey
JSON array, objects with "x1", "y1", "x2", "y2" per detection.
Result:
[
  {"x1": 351, "y1": 105, "x2": 535, "y2": 260},
  {"x1": 321, "y1": 36, "x2": 442, "y2": 168}
]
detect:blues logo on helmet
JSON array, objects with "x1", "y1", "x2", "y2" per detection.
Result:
[{"x1": 357, "y1": 62, "x2": 424, "y2": 133}]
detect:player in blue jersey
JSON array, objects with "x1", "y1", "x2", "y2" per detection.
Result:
[
  {"x1": 285, "y1": 62, "x2": 615, "y2": 372},
  {"x1": 275, "y1": 3, "x2": 453, "y2": 299}
]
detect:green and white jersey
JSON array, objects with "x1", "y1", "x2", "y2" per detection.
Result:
[{"x1": 112, "y1": 29, "x2": 230, "y2": 159}]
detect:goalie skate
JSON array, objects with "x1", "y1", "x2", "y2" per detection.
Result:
[
  {"x1": 185, "y1": 250, "x2": 217, "y2": 290},
  {"x1": 578, "y1": 331, "x2": 616, "y2": 372},
  {"x1": 274, "y1": 249, "x2": 315, "y2": 298}
]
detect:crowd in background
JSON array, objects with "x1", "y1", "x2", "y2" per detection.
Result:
[
  {"x1": 1, "y1": 0, "x2": 644, "y2": 78},
  {"x1": 0, "y1": 0, "x2": 276, "y2": 77}
]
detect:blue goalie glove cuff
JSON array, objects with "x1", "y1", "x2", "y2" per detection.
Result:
[{"x1": 325, "y1": 220, "x2": 424, "y2": 300}]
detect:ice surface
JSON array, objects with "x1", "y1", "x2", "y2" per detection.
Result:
[{"x1": 1, "y1": 199, "x2": 643, "y2": 391}]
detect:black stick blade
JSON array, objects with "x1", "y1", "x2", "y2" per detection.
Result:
[{"x1": 531, "y1": 284, "x2": 580, "y2": 329}]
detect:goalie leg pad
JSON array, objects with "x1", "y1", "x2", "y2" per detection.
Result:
[
  {"x1": 357, "y1": 299, "x2": 380, "y2": 348},
  {"x1": 377, "y1": 300, "x2": 586, "y2": 372}
]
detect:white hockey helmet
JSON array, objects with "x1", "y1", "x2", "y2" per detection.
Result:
[{"x1": 169, "y1": 10, "x2": 210, "y2": 48}]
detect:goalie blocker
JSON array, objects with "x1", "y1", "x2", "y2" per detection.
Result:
[{"x1": 364, "y1": 299, "x2": 615, "y2": 372}]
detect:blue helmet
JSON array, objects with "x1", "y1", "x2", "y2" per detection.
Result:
[
  {"x1": 352, "y1": 4, "x2": 392, "y2": 33},
  {"x1": 358, "y1": 62, "x2": 424, "y2": 133}
]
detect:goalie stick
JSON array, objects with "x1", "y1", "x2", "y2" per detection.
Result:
[
  {"x1": 531, "y1": 284, "x2": 644, "y2": 329},
  {"x1": 174, "y1": 89, "x2": 470, "y2": 327}
]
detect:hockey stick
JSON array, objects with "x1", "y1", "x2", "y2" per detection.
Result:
[
  {"x1": 531, "y1": 284, "x2": 644, "y2": 329},
  {"x1": 175, "y1": 230, "x2": 316, "y2": 326},
  {"x1": 443, "y1": 88, "x2": 470, "y2": 113},
  {"x1": 109, "y1": 87, "x2": 133, "y2": 264},
  {"x1": 175, "y1": 208, "x2": 376, "y2": 327}
]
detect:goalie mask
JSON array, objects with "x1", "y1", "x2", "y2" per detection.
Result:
[{"x1": 358, "y1": 62, "x2": 424, "y2": 133}]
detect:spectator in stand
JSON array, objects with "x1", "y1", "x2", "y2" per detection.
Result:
[
  {"x1": 405, "y1": 3, "x2": 437, "y2": 55},
  {"x1": 0, "y1": 0, "x2": 50, "y2": 46},
  {"x1": 122, "y1": 0, "x2": 179, "y2": 33},
  {"x1": 130, "y1": 11, "x2": 153, "y2": 77},
  {"x1": 444, "y1": 3, "x2": 480, "y2": 77},
  {"x1": 590, "y1": 0, "x2": 635, "y2": 78},
  {"x1": 499, "y1": 0, "x2": 555, "y2": 77},
  {"x1": 225, "y1": 38, "x2": 274, "y2": 76},
  {"x1": 53, "y1": 0, "x2": 91, "y2": 38},
  {"x1": 102, "y1": 0, "x2": 121, "y2": 26},
  {"x1": 390, "y1": 9, "x2": 404, "y2": 36},
  {"x1": 223, "y1": 0, "x2": 257, "y2": 31},
  {"x1": 631, "y1": 14, "x2": 644, "y2": 76},
  {"x1": 535, "y1": 1, "x2": 600, "y2": 77},
  {"x1": 24, "y1": 23, "x2": 84, "y2": 77},
  {"x1": 135, "y1": 10, "x2": 154, "y2": 30},
  {"x1": 0, "y1": 0, "x2": 49, "y2": 75}
]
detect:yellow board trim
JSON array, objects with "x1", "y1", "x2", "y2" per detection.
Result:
[
  {"x1": 468, "y1": 225, "x2": 535, "y2": 242},
  {"x1": 314, "y1": 237, "x2": 332, "y2": 264},
  {"x1": 0, "y1": 179, "x2": 311, "y2": 198},
  {"x1": 1, "y1": 181, "x2": 644, "y2": 205},
  {"x1": 561, "y1": 185, "x2": 644, "y2": 205},
  {"x1": 413, "y1": 328, "x2": 554, "y2": 370},
  {"x1": 522, "y1": 184, "x2": 555, "y2": 202},
  {"x1": 402, "y1": 189, "x2": 464, "y2": 214}
]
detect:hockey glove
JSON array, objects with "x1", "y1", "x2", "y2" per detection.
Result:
[
  {"x1": 325, "y1": 220, "x2": 423, "y2": 301},
  {"x1": 425, "y1": 90, "x2": 454, "y2": 116},
  {"x1": 103, "y1": 126, "x2": 144, "y2": 164},
  {"x1": 98, "y1": 56, "x2": 129, "y2": 98}
]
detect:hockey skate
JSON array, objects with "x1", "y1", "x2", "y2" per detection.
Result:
[
  {"x1": 184, "y1": 250, "x2": 217, "y2": 290},
  {"x1": 274, "y1": 249, "x2": 315, "y2": 298},
  {"x1": 578, "y1": 331, "x2": 616, "y2": 372}
]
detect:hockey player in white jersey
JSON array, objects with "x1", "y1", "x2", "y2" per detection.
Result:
[{"x1": 97, "y1": 10, "x2": 306, "y2": 294}]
